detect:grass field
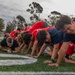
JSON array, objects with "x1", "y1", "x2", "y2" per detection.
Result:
[{"x1": 0, "y1": 50, "x2": 75, "y2": 72}]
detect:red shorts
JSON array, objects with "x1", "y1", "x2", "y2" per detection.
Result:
[{"x1": 66, "y1": 43, "x2": 75, "y2": 55}]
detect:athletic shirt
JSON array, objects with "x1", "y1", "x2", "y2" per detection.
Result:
[
  {"x1": 24, "y1": 27, "x2": 29, "y2": 31},
  {"x1": 63, "y1": 33, "x2": 75, "y2": 43},
  {"x1": 31, "y1": 26, "x2": 54, "y2": 40},
  {"x1": 9, "y1": 30, "x2": 17, "y2": 38},
  {"x1": 48, "y1": 28, "x2": 65, "y2": 44},
  {"x1": 9, "y1": 30, "x2": 22, "y2": 39},
  {"x1": 0, "y1": 38, "x2": 18, "y2": 50},
  {"x1": 28, "y1": 21, "x2": 44, "y2": 34}
]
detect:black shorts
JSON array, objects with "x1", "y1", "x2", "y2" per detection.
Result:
[
  {"x1": 0, "y1": 39, "x2": 7, "y2": 47},
  {"x1": 65, "y1": 54, "x2": 69, "y2": 60},
  {"x1": 10, "y1": 39, "x2": 19, "y2": 50}
]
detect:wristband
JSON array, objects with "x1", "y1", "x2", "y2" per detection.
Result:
[{"x1": 50, "y1": 58, "x2": 55, "y2": 63}]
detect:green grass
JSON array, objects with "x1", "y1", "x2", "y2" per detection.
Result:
[{"x1": 0, "y1": 50, "x2": 75, "y2": 72}]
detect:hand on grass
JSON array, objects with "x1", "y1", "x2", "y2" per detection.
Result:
[
  {"x1": 48, "y1": 63, "x2": 59, "y2": 67},
  {"x1": 33, "y1": 56, "x2": 38, "y2": 58},
  {"x1": 7, "y1": 50, "x2": 12, "y2": 53},
  {"x1": 13, "y1": 50, "x2": 18, "y2": 53},
  {"x1": 44, "y1": 60, "x2": 53, "y2": 64}
]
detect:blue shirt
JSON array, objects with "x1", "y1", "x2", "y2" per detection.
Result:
[
  {"x1": 48, "y1": 28, "x2": 64, "y2": 44},
  {"x1": 63, "y1": 33, "x2": 75, "y2": 43},
  {"x1": 48, "y1": 28, "x2": 75, "y2": 44}
]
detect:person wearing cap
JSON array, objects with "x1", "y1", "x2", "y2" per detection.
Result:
[
  {"x1": 0, "y1": 37, "x2": 20, "y2": 53},
  {"x1": 48, "y1": 15, "x2": 75, "y2": 67}
]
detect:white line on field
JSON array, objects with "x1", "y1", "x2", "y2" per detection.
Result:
[
  {"x1": 0, "y1": 72, "x2": 74, "y2": 75},
  {"x1": 0, "y1": 54, "x2": 37, "y2": 66}
]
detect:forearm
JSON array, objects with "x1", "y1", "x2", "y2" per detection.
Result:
[
  {"x1": 31, "y1": 44, "x2": 37, "y2": 56},
  {"x1": 36, "y1": 44, "x2": 47, "y2": 57},
  {"x1": 64, "y1": 58, "x2": 75, "y2": 64},
  {"x1": 56, "y1": 42, "x2": 69, "y2": 65},
  {"x1": 21, "y1": 44, "x2": 27, "y2": 52},
  {"x1": 0, "y1": 46, "x2": 7, "y2": 51},
  {"x1": 2, "y1": 49, "x2": 7, "y2": 51},
  {"x1": 30, "y1": 40, "x2": 38, "y2": 56},
  {"x1": 51, "y1": 44, "x2": 59, "y2": 60},
  {"x1": 51, "y1": 48, "x2": 58, "y2": 60},
  {"x1": 57, "y1": 51, "x2": 64, "y2": 64},
  {"x1": 19, "y1": 43, "x2": 24, "y2": 50},
  {"x1": 28, "y1": 41, "x2": 33, "y2": 51}
]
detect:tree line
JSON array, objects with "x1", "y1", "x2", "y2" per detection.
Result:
[{"x1": 0, "y1": 2, "x2": 62, "y2": 33}]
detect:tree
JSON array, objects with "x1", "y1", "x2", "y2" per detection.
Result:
[
  {"x1": 16, "y1": 15, "x2": 26, "y2": 23},
  {"x1": 26, "y1": 2, "x2": 43, "y2": 23},
  {"x1": 51, "y1": 11, "x2": 61, "y2": 15},
  {"x1": 16, "y1": 15, "x2": 26, "y2": 30},
  {"x1": 49, "y1": 11, "x2": 61, "y2": 25},
  {"x1": 0, "y1": 18, "x2": 4, "y2": 31},
  {"x1": 12, "y1": 17, "x2": 17, "y2": 30},
  {"x1": 6, "y1": 21, "x2": 12, "y2": 33}
]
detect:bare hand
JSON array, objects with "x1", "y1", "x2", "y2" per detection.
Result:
[
  {"x1": 48, "y1": 63, "x2": 59, "y2": 67},
  {"x1": 44, "y1": 60, "x2": 53, "y2": 64},
  {"x1": 7, "y1": 50, "x2": 12, "y2": 53},
  {"x1": 33, "y1": 56, "x2": 38, "y2": 58}
]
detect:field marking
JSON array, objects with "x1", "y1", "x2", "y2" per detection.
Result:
[
  {"x1": 0, "y1": 54, "x2": 37, "y2": 66},
  {"x1": 0, "y1": 72, "x2": 74, "y2": 75},
  {"x1": 0, "y1": 54, "x2": 74, "y2": 75}
]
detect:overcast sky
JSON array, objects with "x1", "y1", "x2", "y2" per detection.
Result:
[{"x1": 0, "y1": 0, "x2": 75, "y2": 24}]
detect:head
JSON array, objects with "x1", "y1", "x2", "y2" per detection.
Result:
[
  {"x1": 25, "y1": 23, "x2": 28, "y2": 27},
  {"x1": 55, "y1": 15, "x2": 75, "y2": 34},
  {"x1": 15, "y1": 28, "x2": 22, "y2": 36},
  {"x1": 17, "y1": 28, "x2": 21, "y2": 31},
  {"x1": 4, "y1": 33, "x2": 9, "y2": 38},
  {"x1": 23, "y1": 33, "x2": 32, "y2": 45},
  {"x1": 6, "y1": 37, "x2": 13, "y2": 47},
  {"x1": 36, "y1": 30, "x2": 51, "y2": 46},
  {"x1": 14, "y1": 32, "x2": 20, "y2": 37}
]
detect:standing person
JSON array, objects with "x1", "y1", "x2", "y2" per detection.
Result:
[{"x1": 48, "y1": 15, "x2": 75, "y2": 67}]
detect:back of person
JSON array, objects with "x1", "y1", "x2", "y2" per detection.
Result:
[
  {"x1": 28, "y1": 21, "x2": 49, "y2": 34},
  {"x1": 47, "y1": 28, "x2": 61, "y2": 44},
  {"x1": 31, "y1": 26, "x2": 54, "y2": 41},
  {"x1": 9, "y1": 28, "x2": 22, "y2": 39}
]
